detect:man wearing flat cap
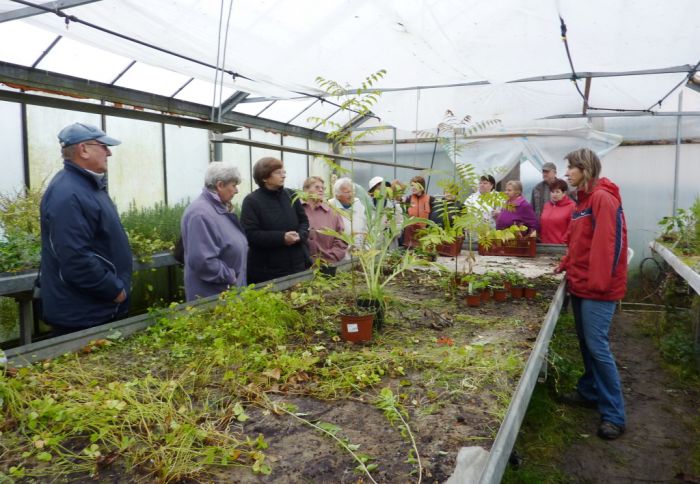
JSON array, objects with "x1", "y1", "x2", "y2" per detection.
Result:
[
  {"x1": 39, "y1": 123, "x2": 132, "y2": 336},
  {"x1": 531, "y1": 162, "x2": 560, "y2": 220}
]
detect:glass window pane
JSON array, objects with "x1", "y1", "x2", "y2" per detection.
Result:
[{"x1": 105, "y1": 116, "x2": 164, "y2": 213}]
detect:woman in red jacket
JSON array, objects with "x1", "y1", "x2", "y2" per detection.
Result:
[
  {"x1": 539, "y1": 178, "x2": 575, "y2": 244},
  {"x1": 556, "y1": 148, "x2": 628, "y2": 441}
]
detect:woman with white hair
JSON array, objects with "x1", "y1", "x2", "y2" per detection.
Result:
[
  {"x1": 180, "y1": 161, "x2": 248, "y2": 301},
  {"x1": 328, "y1": 177, "x2": 368, "y2": 253}
]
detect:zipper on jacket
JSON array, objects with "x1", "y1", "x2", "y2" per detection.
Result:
[{"x1": 93, "y1": 252, "x2": 117, "y2": 274}]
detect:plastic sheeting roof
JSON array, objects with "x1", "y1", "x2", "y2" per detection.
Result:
[{"x1": 1, "y1": 0, "x2": 699, "y2": 130}]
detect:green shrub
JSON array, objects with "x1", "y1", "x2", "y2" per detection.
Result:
[
  {"x1": 120, "y1": 200, "x2": 187, "y2": 245},
  {"x1": 0, "y1": 187, "x2": 42, "y2": 273}
]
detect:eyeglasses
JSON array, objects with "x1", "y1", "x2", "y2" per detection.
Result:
[
  {"x1": 83, "y1": 142, "x2": 109, "y2": 151},
  {"x1": 271, "y1": 169, "x2": 286, "y2": 176}
]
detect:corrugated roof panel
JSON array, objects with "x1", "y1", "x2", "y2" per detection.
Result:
[
  {"x1": 294, "y1": 101, "x2": 345, "y2": 129},
  {"x1": 233, "y1": 100, "x2": 274, "y2": 116},
  {"x1": 174, "y1": 78, "x2": 235, "y2": 106},
  {"x1": 0, "y1": 21, "x2": 61, "y2": 66},
  {"x1": 257, "y1": 98, "x2": 317, "y2": 123},
  {"x1": 36, "y1": 35, "x2": 132, "y2": 83},
  {"x1": 114, "y1": 62, "x2": 192, "y2": 97}
]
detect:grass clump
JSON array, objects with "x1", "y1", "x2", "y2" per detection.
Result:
[{"x1": 502, "y1": 312, "x2": 589, "y2": 484}]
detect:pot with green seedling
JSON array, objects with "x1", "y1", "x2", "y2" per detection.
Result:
[{"x1": 524, "y1": 281, "x2": 537, "y2": 299}]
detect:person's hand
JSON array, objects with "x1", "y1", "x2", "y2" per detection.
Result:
[
  {"x1": 553, "y1": 264, "x2": 565, "y2": 274},
  {"x1": 113, "y1": 289, "x2": 127, "y2": 303},
  {"x1": 284, "y1": 231, "x2": 300, "y2": 245}
]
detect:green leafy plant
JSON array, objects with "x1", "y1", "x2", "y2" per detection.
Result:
[
  {"x1": 312, "y1": 70, "x2": 430, "y2": 314},
  {"x1": 375, "y1": 387, "x2": 422, "y2": 481},
  {"x1": 658, "y1": 196, "x2": 700, "y2": 255},
  {"x1": 120, "y1": 200, "x2": 187, "y2": 262},
  {"x1": 416, "y1": 111, "x2": 507, "y2": 274},
  {"x1": 0, "y1": 186, "x2": 43, "y2": 273}
]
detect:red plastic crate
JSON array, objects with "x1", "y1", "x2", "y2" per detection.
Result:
[{"x1": 478, "y1": 237, "x2": 536, "y2": 257}]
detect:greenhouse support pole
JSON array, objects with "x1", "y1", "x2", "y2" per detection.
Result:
[
  {"x1": 392, "y1": 127, "x2": 397, "y2": 179},
  {"x1": 672, "y1": 91, "x2": 683, "y2": 215}
]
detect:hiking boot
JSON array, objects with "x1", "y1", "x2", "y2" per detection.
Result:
[
  {"x1": 559, "y1": 391, "x2": 597, "y2": 409},
  {"x1": 597, "y1": 421, "x2": 625, "y2": 440}
]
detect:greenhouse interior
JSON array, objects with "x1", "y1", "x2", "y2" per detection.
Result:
[{"x1": 0, "y1": 1, "x2": 699, "y2": 482}]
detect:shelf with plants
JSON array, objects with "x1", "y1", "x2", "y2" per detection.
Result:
[
  {"x1": 0, "y1": 255, "x2": 563, "y2": 482},
  {"x1": 0, "y1": 191, "x2": 188, "y2": 346},
  {"x1": 0, "y1": 192, "x2": 187, "y2": 277},
  {"x1": 652, "y1": 198, "x2": 700, "y2": 294}
]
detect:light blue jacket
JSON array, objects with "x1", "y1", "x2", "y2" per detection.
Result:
[{"x1": 181, "y1": 189, "x2": 248, "y2": 301}]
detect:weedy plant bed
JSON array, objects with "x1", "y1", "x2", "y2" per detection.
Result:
[{"x1": 0, "y1": 264, "x2": 559, "y2": 482}]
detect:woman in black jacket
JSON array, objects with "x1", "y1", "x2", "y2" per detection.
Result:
[{"x1": 240, "y1": 157, "x2": 310, "y2": 283}]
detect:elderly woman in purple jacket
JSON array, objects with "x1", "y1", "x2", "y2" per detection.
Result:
[
  {"x1": 494, "y1": 180, "x2": 539, "y2": 234},
  {"x1": 181, "y1": 161, "x2": 248, "y2": 301}
]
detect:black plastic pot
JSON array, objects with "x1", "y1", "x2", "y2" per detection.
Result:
[
  {"x1": 356, "y1": 297, "x2": 384, "y2": 331},
  {"x1": 318, "y1": 265, "x2": 337, "y2": 277}
]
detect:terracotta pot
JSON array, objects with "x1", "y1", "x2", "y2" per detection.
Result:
[
  {"x1": 465, "y1": 293, "x2": 481, "y2": 307},
  {"x1": 492, "y1": 288, "x2": 508, "y2": 302},
  {"x1": 510, "y1": 286, "x2": 524, "y2": 299},
  {"x1": 437, "y1": 237, "x2": 465, "y2": 257},
  {"x1": 524, "y1": 287, "x2": 537, "y2": 299},
  {"x1": 340, "y1": 312, "x2": 374, "y2": 342},
  {"x1": 503, "y1": 281, "x2": 512, "y2": 290},
  {"x1": 480, "y1": 288, "x2": 491, "y2": 302}
]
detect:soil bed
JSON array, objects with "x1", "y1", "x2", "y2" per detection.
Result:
[{"x1": 0, "y1": 254, "x2": 562, "y2": 482}]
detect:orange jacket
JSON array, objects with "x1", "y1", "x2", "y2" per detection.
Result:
[
  {"x1": 559, "y1": 178, "x2": 627, "y2": 301},
  {"x1": 403, "y1": 193, "x2": 432, "y2": 248}
]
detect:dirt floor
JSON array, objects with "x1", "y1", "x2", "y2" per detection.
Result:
[{"x1": 556, "y1": 310, "x2": 700, "y2": 483}]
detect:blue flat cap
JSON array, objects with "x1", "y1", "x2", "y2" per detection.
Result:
[{"x1": 58, "y1": 123, "x2": 121, "y2": 148}]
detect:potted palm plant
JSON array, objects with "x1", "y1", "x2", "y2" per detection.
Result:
[{"x1": 311, "y1": 70, "x2": 430, "y2": 338}]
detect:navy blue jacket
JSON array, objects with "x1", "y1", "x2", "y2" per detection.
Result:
[
  {"x1": 39, "y1": 161, "x2": 132, "y2": 328},
  {"x1": 240, "y1": 187, "x2": 310, "y2": 284}
]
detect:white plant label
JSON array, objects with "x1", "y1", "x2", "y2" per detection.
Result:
[{"x1": 346, "y1": 324, "x2": 359, "y2": 333}]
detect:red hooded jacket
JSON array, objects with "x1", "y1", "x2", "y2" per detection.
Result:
[
  {"x1": 559, "y1": 177, "x2": 627, "y2": 301},
  {"x1": 540, "y1": 195, "x2": 575, "y2": 244}
]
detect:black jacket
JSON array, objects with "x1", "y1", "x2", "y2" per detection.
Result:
[
  {"x1": 240, "y1": 187, "x2": 310, "y2": 283},
  {"x1": 39, "y1": 161, "x2": 132, "y2": 328}
]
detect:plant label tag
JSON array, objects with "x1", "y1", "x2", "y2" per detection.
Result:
[{"x1": 347, "y1": 323, "x2": 359, "y2": 333}]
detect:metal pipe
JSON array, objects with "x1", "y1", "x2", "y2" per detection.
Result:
[
  {"x1": 212, "y1": 134, "x2": 425, "y2": 171},
  {"x1": 392, "y1": 126, "x2": 397, "y2": 179},
  {"x1": 673, "y1": 91, "x2": 683, "y2": 215}
]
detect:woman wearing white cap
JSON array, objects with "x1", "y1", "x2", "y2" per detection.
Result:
[{"x1": 367, "y1": 176, "x2": 404, "y2": 250}]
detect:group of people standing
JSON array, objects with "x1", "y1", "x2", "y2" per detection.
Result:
[
  {"x1": 38, "y1": 122, "x2": 627, "y2": 441},
  {"x1": 180, "y1": 166, "x2": 440, "y2": 301}
]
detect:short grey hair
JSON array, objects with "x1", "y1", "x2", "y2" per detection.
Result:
[
  {"x1": 204, "y1": 161, "x2": 241, "y2": 189},
  {"x1": 333, "y1": 177, "x2": 353, "y2": 196},
  {"x1": 505, "y1": 179, "x2": 523, "y2": 194}
]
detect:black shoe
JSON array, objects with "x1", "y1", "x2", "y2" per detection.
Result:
[
  {"x1": 597, "y1": 421, "x2": 625, "y2": 440},
  {"x1": 559, "y1": 391, "x2": 597, "y2": 409}
]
